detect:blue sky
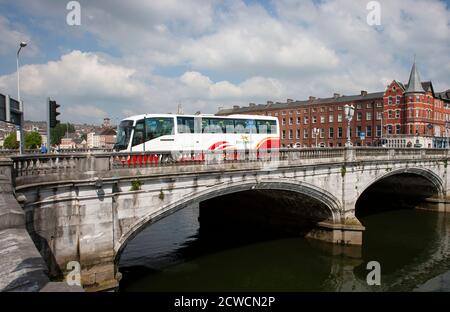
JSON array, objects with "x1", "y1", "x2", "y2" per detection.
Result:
[{"x1": 0, "y1": 0, "x2": 450, "y2": 124}]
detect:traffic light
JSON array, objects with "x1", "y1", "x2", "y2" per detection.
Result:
[
  {"x1": 0, "y1": 93, "x2": 23, "y2": 126},
  {"x1": 49, "y1": 100, "x2": 60, "y2": 128}
]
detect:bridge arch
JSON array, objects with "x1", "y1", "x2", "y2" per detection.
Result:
[
  {"x1": 114, "y1": 179, "x2": 342, "y2": 263},
  {"x1": 358, "y1": 167, "x2": 445, "y2": 198},
  {"x1": 355, "y1": 167, "x2": 444, "y2": 217}
]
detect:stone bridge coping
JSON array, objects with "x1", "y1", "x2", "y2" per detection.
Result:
[{"x1": 5, "y1": 147, "x2": 449, "y2": 189}]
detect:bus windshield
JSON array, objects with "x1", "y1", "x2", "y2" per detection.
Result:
[{"x1": 115, "y1": 120, "x2": 133, "y2": 150}]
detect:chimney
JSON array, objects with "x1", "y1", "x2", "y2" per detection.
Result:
[
  {"x1": 233, "y1": 105, "x2": 240, "y2": 110},
  {"x1": 361, "y1": 90, "x2": 368, "y2": 96},
  {"x1": 287, "y1": 98, "x2": 294, "y2": 103},
  {"x1": 309, "y1": 96, "x2": 316, "y2": 101},
  {"x1": 266, "y1": 101, "x2": 273, "y2": 106},
  {"x1": 249, "y1": 103, "x2": 256, "y2": 107},
  {"x1": 333, "y1": 93, "x2": 340, "y2": 99}
]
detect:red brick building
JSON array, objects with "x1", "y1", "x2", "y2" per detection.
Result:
[{"x1": 217, "y1": 62, "x2": 450, "y2": 148}]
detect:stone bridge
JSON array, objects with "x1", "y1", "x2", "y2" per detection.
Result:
[{"x1": 3, "y1": 147, "x2": 450, "y2": 291}]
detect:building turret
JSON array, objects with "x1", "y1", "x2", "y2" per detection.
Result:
[{"x1": 405, "y1": 61, "x2": 425, "y2": 94}]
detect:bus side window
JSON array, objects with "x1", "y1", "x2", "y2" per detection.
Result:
[
  {"x1": 244, "y1": 119, "x2": 257, "y2": 134},
  {"x1": 132, "y1": 119, "x2": 145, "y2": 146},
  {"x1": 234, "y1": 120, "x2": 246, "y2": 133},
  {"x1": 223, "y1": 119, "x2": 234, "y2": 133},
  {"x1": 257, "y1": 120, "x2": 277, "y2": 134},
  {"x1": 177, "y1": 117, "x2": 194, "y2": 133}
]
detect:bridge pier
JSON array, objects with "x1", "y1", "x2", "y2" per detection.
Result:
[
  {"x1": 305, "y1": 219, "x2": 365, "y2": 246},
  {"x1": 419, "y1": 197, "x2": 450, "y2": 213}
]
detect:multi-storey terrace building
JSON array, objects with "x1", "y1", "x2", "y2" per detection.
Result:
[{"x1": 217, "y1": 62, "x2": 450, "y2": 148}]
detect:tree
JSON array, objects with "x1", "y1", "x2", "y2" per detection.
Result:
[
  {"x1": 3, "y1": 132, "x2": 19, "y2": 149},
  {"x1": 50, "y1": 123, "x2": 75, "y2": 145},
  {"x1": 25, "y1": 131, "x2": 42, "y2": 149}
]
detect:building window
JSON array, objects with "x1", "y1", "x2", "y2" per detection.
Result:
[
  {"x1": 377, "y1": 102, "x2": 382, "y2": 108},
  {"x1": 297, "y1": 117, "x2": 300, "y2": 125},
  {"x1": 367, "y1": 103, "x2": 372, "y2": 109},
  {"x1": 282, "y1": 118, "x2": 286, "y2": 126},
  {"x1": 376, "y1": 125, "x2": 381, "y2": 137},
  {"x1": 296, "y1": 129, "x2": 300, "y2": 139},
  {"x1": 395, "y1": 110, "x2": 400, "y2": 119},
  {"x1": 282, "y1": 111, "x2": 286, "y2": 115},
  {"x1": 320, "y1": 128, "x2": 324, "y2": 138},
  {"x1": 329, "y1": 115, "x2": 334, "y2": 123},
  {"x1": 338, "y1": 127, "x2": 343, "y2": 138},
  {"x1": 282, "y1": 130, "x2": 286, "y2": 139},
  {"x1": 388, "y1": 110, "x2": 393, "y2": 119},
  {"x1": 376, "y1": 112, "x2": 382, "y2": 120},
  {"x1": 416, "y1": 96, "x2": 420, "y2": 102},
  {"x1": 396, "y1": 124, "x2": 401, "y2": 134},
  {"x1": 312, "y1": 116, "x2": 317, "y2": 123},
  {"x1": 289, "y1": 111, "x2": 293, "y2": 115},
  {"x1": 289, "y1": 118, "x2": 293, "y2": 125},
  {"x1": 304, "y1": 116, "x2": 309, "y2": 124},
  {"x1": 320, "y1": 116, "x2": 325, "y2": 123},
  {"x1": 416, "y1": 109, "x2": 419, "y2": 118},
  {"x1": 312, "y1": 108, "x2": 317, "y2": 112},
  {"x1": 396, "y1": 96, "x2": 401, "y2": 105},
  {"x1": 289, "y1": 129, "x2": 293, "y2": 139},
  {"x1": 320, "y1": 107, "x2": 325, "y2": 112},
  {"x1": 387, "y1": 125, "x2": 393, "y2": 135},
  {"x1": 356, "y1": 104, "x2": 362, "y2": 109},
  {"x1": 329, "y1": 107, "x2": 334, "y2": 112},
  {"x1": 388, "y1": 96, "x2": 393, "y2": 105},
  {"x1": 367, "y1": 126, "x2": 372, "y2": 137},
  {"x1": 275, "y1": 112, "x2": 278, "y2": 116},
  {"x1": 357, "y1": 126, "x2": 362, "y2": 137},
  {"x1": 338, "y1": 106, "x2": 343, "y2": 110},
  {"x1": 303, "y1": 129, "x2": 308, "y2": 139},
  {"x1": 366, "y1": 112, "x2": 372, "y2": 121},
  {"x1": 338, "y1": 114, "x2": 343, "y2": 122},
  {"x1": 304, "y1": 109, "x2": 308, "y2": 113},
  {"x1": 329, "y1": 127, "x2": 334, "y2": 138},
  {"x1": 357, "y1": 112, "x2": 362, "y2": 121}
]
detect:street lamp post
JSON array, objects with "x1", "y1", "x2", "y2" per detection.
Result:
[
  {"x1": 313, "y1": 127, "x2": 320, "y2": 147},
  {"x1": 16, "y1": 41, "x2": 27, "y2": 155},
  {"x1": 344, "y1": 104, "x2": 355, "y2": 147}
]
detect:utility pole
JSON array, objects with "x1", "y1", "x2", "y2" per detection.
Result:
[
  {"x1": 17, "y1": 42, "x2": 27, "y2": 154},
  {"x1": 47, "y1": 98, "x2": 51, "y2": 150}
]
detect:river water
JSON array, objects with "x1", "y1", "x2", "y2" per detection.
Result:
[{"x1": 119, "y1": 205, "x2": 450, "y2": 292}]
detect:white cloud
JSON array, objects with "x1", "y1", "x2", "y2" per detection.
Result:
[
  {"x1": 0, "y1": 15, "x2": 38, "y2": 56},
  {"x1": 0, "y1": 50, "x2": 149, "y2": 122},
  {"x1": 1, "y1": 0, "x2": 450, "y2": 122},
  {"x1": 179, "y1": 71, "x2": 284, "y2": 100},
  {"x1": 66, "y1": 105, "x2": 107, "y2": 119}
]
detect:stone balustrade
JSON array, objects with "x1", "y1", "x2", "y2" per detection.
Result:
[{"x1": 9, "y1": 147, "x2": 449, "y2": 187}]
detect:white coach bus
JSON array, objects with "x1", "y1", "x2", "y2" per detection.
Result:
[{"x1": 114, "y1": 114, "x2": 280, "y2": 152}]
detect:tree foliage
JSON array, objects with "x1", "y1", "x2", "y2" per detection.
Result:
[
  {"x1": 50, "y1": 123, "x2": 75, "y2": 145},
  {"x1": 3, "y1": 131, "x2": 43, "y2": 150},
  {"x1": 3, "y1": 132, "x2": 19, "y2": 149},
  {"x1": 25, "y1": 131, "x2": 42, "y2": 149}
]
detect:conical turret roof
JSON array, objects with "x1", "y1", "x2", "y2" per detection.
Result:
[{"x1": 405, "y1": 61, "x2": 425, "y2": 93}]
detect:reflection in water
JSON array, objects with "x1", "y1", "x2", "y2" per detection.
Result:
[{"x1": 118, "y1": 205, "x2": 450, "y2": 292}]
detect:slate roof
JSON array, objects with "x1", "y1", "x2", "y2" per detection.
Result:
[
  {"x1": 99, "y1": 128, "x2": 117, "y2": 136},
  {"x1": 405, "y1": 62, "x2": 426, "y2": 93},
  {"x1": 217, "y1": 91, "x2": 384, "y2": 115}
]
